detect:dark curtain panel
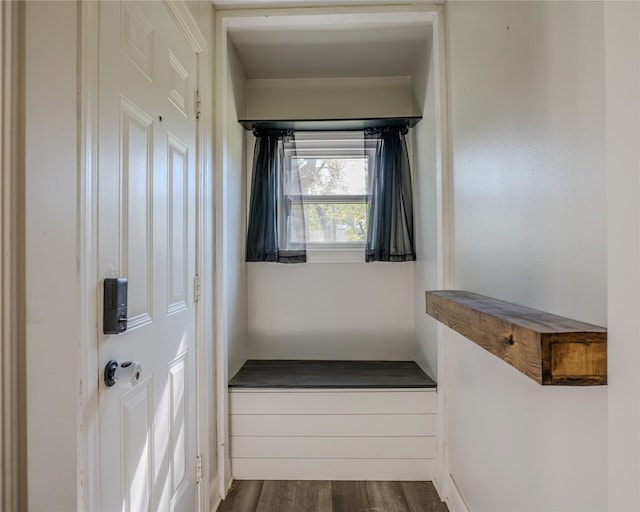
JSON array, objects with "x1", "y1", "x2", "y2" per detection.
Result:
[
  {"x1": 246, "y1": 128, "x2": 306, "y2": 263},
  {"x1": 365, "y1": 125, "x2": 416, "y2": 262}
]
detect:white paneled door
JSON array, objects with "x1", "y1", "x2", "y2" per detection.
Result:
[{"x1": 98, "y1": 1, "x2": 198, "y2": 510}]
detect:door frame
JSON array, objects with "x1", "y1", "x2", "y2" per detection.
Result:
[
  {"x1": 431, "y1": 4, "x2": 457, "y2": 510},
  {"x1": 78, "y1": 2, "x2": 213, "y2": 510},
  {"x1": 1, "y1": 0, "x2": 26, "y2": 509}
]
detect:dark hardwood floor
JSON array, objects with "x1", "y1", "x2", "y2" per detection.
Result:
[{"x1": 216, "y1": 480, "x2": 449, "y2": 512}]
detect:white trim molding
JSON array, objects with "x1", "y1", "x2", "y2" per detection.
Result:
[
  {"x1": 445, "y1": 474, "x2": 471, "y2": 512},
  {"x1": 0, "y1": 0, "x2": 24, "y2": 509},
  {"x1": 163, "y1": 0, "x2": 207, "y2": 53},
  {"x1": 214, "y1": 9, "x2": 232, "y2": 497},
  {"x1": 213, "y1": 0, "x2": 441, "y2": 9},
  {"x1": 216, "y1": 5, "x2": 449, "y2": 500},
  {"x1": 209, "y1": 474, "x2": 222, "y2": 512},
  {"x1": 185, "y1": 3, "x2": 217, "y2": 511},
  {"x1": 77, "y1": 1, "x2": 100, "y2": 509},
  {"x1": 431, "y1": 3, "x2": 453, "y2": 507},
  {"x1": 218, "y1": 4, "x2": 438, "y2": 30}
]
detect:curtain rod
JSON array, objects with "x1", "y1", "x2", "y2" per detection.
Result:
[{"x1": 238, "y1": 116, "x2": 421, "y2": 132}]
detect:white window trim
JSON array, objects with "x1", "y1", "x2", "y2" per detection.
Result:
[
  {"x1": 305, "y1": 247, "x2": 366, "y2": 264},
  {"x1": 283, "y1": 132, "x2": 374, "y2": 262}
]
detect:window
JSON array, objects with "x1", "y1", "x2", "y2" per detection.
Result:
[
  {"x1": 246, "y1": 125, "x2": 415, "y2": 264},
  {"x1": 282, "y1": 132, "x2": 376, "y2": 255}
]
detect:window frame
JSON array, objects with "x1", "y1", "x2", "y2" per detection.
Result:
[{"x1": 282, "y1": 132, "x2": 377, "y2": 261}]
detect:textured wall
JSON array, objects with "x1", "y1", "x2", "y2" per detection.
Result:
[
  {"x1": 25, "y1": 2, "x2": 79, "y2": 509},
  {"x1": 447, "y1": 2, "x2": 607, "y2": 510},
  {"x1": 605, "y1": 2, "x2": 640, "y2": 510}
]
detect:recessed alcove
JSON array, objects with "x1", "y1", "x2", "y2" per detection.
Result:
[
  {"x1": 217, "y1": 6, "x2": 440, "y2": 367},
  {"x1": 215, "y1": 5, "x2": 445, "y2": 482}
]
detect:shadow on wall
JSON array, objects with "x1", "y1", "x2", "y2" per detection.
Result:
[{"x1": 246, "y1": 333, "x2": 416, "y2": 364}]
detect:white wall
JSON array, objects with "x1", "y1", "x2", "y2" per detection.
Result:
[
  {"x1": 245, "y1": 76, "x2": 415, "y2": 120},
  {"x1": 412, "y1": 29, "x2": 439, "y2": 380},
  {"x1": 222, "y1": 39, "x2": 250, "y2": 379},
  {"x1": 605, "y1": 2, "x2": 640, "y2": 510},
  {"x1": 248, "y1": 263, "x2": 415, "y2": 360},
  {"x1": 447, "y1": 2, "x2": 607, "y2": 510},
  {"x1": 216, "y1": 29, "x2": 250, "y2": 493},
  {"x1": 25, "y1": 1, "x2": 78, "y2": 509},
  {"x1": 229, "y1": 40, "x2": 247, "y2": 121},
  {"x1": 243, "y1": 73, "x2": 420, "y2": 364}
]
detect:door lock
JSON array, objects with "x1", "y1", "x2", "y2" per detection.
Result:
[
  {"x1": 104, "y1": 360, "x2": 142, "y2": 388},
  {"x1": 103, "y1": 278, "x2": 128, "y2": 334}
]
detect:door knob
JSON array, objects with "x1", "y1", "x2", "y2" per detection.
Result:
[{"x1": 104, "y1": 360, "x2": 142, "y2": 388}]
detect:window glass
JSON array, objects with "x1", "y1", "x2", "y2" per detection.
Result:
[
  {"x1": 288, "y1": 202, "x2": 368, "y2": 244},
  {"x1": 292, "y1": 157, "x2": 368, "y2": 196},
  {"x1": 283, "y1": 133, "x2": 373, "y2": 248}
]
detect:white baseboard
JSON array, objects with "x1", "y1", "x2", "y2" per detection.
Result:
[
  {"x1": 445, "y1": 474, "x2": 471, "y2": 512},
  {"x1": 209, "y1": 475, "x2": 220, "y2": 512},
  {"x1": 226, "y1": 464, "x2": 233, "y2": 493},
  {"x1": 432, "y1": 472, "x2": 445, "y2": 502}
]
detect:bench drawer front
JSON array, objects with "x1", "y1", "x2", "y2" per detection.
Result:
[
  {"x1": 231, "y1": 413, "x2": 436, "y2": 437},
  {"x1": 230, "y1": 389, "x2": 437, "y2": 415},
  {"x1": 231, "y1": 436, "x2": 436, "y2": 459},
  {"x1": 232, "y1": 458, "x2": 435, "y2": 481},
  {"x1": 229, "y1": 389, "x2": 437, "y2": 480}
]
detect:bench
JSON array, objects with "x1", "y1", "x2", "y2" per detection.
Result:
[{"x1": 229, "y1": 360, "x2": 437, "y2": 480}]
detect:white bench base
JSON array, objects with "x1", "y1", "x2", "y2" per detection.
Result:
[{"x1": 229, "y1": 388, "x2": 437, "y2": 481}]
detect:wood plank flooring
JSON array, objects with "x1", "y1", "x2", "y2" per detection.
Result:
[{"x1": 217, "y1": 480, "x2": 448, "y2": 512}]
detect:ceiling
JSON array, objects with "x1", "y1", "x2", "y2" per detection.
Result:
[{"x1": 228, "y1": 23, "x2": 432, "y2": 80}]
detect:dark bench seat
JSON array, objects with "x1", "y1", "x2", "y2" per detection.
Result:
[{"x1": 229, "y1": 359, "x2": 436, "y2": 389}]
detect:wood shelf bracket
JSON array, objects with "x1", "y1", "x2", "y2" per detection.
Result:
[{"x1": 426, "y1": 290, "x2": 607, "y2": 386}]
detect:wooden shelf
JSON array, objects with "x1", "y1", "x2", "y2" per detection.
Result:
[{"x1": 426, "y1": 290, "x2": 607, "y2": 386}]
